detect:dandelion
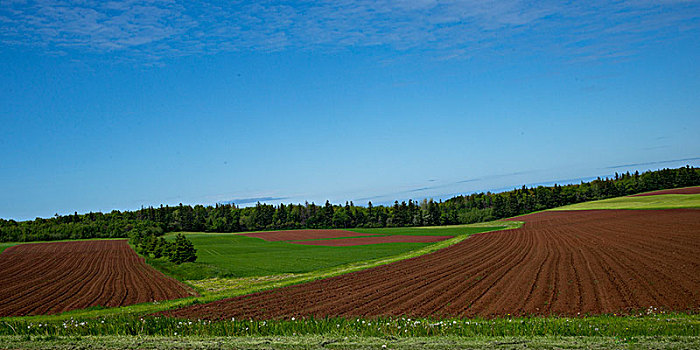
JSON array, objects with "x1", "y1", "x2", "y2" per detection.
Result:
[{"x1": 291, "y1": 317, "x2": 295, "y2": 321}]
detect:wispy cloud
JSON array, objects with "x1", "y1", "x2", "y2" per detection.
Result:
[
  {"x1": 604, "y1": 157, "x2": 700, "y2": 169},
  {"x1": 2, "y1": 0, "x2": 699, "y2": 62},
  {"x1": 220, "y1": 196, "x2": 289, "y2": 205}
]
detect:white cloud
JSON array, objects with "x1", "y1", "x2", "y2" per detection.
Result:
[{"x1": 1, "y1": 0, "x2": 698, "y2": 61}]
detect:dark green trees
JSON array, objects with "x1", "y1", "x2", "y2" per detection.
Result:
[
  {"x1": 131, "y1": 231, "x2": 196, "y2": 265},
  {"x1": 1, "y1": 166, "x2": 699, "y2": 242},
  {"x1": 171, "y1": 233, "x2": 197, "y2": 264}
]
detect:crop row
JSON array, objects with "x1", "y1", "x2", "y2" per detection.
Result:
[{"x1": 0, "y1": 240, "x2": 196, "y2": 317}]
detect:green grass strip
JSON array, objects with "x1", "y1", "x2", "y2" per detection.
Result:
[
  {"x1": 1, "y1": 312, "x2": 698, "y2": 338},
  {"x1": 551, "y1": 194, "x2": 700, "y2": 211}
]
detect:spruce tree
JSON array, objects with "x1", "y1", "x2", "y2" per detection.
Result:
[{"x1": 170, "y1": 233, "x2": 197, "y2": 264}]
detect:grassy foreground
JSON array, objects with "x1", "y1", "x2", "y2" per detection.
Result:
[
  {"x1": 551, "y1": 193, "x2": 700, "y2": 210},
  {"x1": 1, "y1": 312, "x2": 697, "y2": 348},
  {"x1": 2, "y1": 335, "x2": 698, "y2": 349},
  {"x1": 2, "y1": 313, "x2": 697, "y2": 338}
]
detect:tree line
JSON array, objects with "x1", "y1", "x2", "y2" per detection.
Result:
[{"x1": 1, "y1": 166, "x2": 698, "y2": 243}]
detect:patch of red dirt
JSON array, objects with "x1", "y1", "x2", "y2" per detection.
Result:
[
  {"x1": 628, "y1": 186, "x2": 700, "y2": 196},
  {"x1": 241, "y1": 229, "x2": 377, "y2": 241},
  {"x1": 164, "y1": 209, "x2": 700, "y2": 319},
  {"x1": 288, "y1": 235, "x2": 453, "y2": 246},
  {"x1": 0, "y1": 240, "x2": 197, "y2": 317}
]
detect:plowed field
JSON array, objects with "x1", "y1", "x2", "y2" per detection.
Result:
[
  {"x1": 241, "y1": 229, "x2": 377, "y2": 241},
  {"x1": 164, "y1": 209, "x2": 700, "y2": 319},
  {"x1": 288, "y1": 235, "x2": 453, "y2": 246},
  {"x1": 0, "y1": 240, "x2": 196, "y2": 317},
  {"x1": 630, "y1": 187, "x2": 700, "y2": 196}
]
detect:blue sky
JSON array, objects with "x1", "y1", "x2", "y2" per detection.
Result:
[{"x1": 1, "y1": 0, "x2": 699, "y2": 220}]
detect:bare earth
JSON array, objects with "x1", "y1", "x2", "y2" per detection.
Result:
[
  {"x1": 629, "y1": 186, "x2": 700, "y2": 196},
  {"x1": 288, "y1": 235, "x2": 453, "y2": 246},
  {"x1": 241, "y1": 229, "x2": 377, "y2": 241},
  {"x1": 0, "y1": 240, "x2": 196, "y2": 317}
]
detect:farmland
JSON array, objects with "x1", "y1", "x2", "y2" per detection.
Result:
[
  {"x1": 163, "y1": 209, "x2": 700, "y2": 320},
  {"x1": 149, "y1": 225, "x2": 501, "y2": 281},
  {"x1": 0, "y1": 240, "x2": 196, "y2": 317},
  {"x1": 0, "y1": 187, "x2": 699, "y2": 349}
]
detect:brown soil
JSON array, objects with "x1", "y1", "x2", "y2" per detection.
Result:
[
  {"x1": 0, "y1": 240, "x2": 196, "y2": 317},
  {"x1": 164, "y1": 209, "x2": 700, "y2": 320},
  {"x1": 241, "y1": 229, "x2": 377, "y2": 241},
  {"x1": 288, "y1": 235, "x2": 453, "y2": 246},
  {"x1": 629, "y1": 186, "x2": 700, "y2": 196}
]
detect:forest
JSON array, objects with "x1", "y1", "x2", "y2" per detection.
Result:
[{"x1": 1, "y1": 166, "x2": 698, "y2": 242}]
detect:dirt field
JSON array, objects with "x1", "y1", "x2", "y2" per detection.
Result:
[
  {"x1": 0, "y1": 240, "x2": 196, "y2": 317},
  {"x1": 164, "y1": 209, "x2": 700, "y2": 319},
  {"x1": 241, "y1": 229, "x2": 377, "y2": 241},
  {"x1": 629, "y1": 186, "x2": 700, "y2": 196},
  {"x1": 288, "y1": 235, "x2": 453, "y2": 246}
]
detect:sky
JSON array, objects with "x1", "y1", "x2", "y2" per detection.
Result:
[{"x1": 1, "y1": 0, "x2": 699, "y2": 220}]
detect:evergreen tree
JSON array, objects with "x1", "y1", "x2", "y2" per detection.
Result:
[{"x1": 171, "y1": 233, "x2": 197, "y2": 264}]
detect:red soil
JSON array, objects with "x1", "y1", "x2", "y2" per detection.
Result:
[
  {"x1": 0, "y1": 240, "x2": 196, "y2": 317},
  {"x1": 629, "y1": 186, "x2": 700, "y2": 196},
  {"x1": 288, "y1": 235, "x2": 453, "y2": 246},
  {"x1": 164, "y1": 209, "x2": 700, "y2": 319},
  {"x1": 241, "y1": 229, "x2": 377, "y2": 241}
]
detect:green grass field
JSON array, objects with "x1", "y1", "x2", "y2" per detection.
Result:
[
  {"x1": 551, "y1": 193, "x2": 700, "y2": 210},
  {"x1": 153, "y1": 226, "x2": 501, "y2": 281}
]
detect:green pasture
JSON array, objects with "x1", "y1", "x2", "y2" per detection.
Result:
[
  {"x1": 154, "y1": 225, "x2": 502, "y2": 281},
  {"x1": 551, "y1": 193, "x2": 700, "y2": 210},
  {"x1": 152, "y1": 234, "x2": 429, "y2": 280}
]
